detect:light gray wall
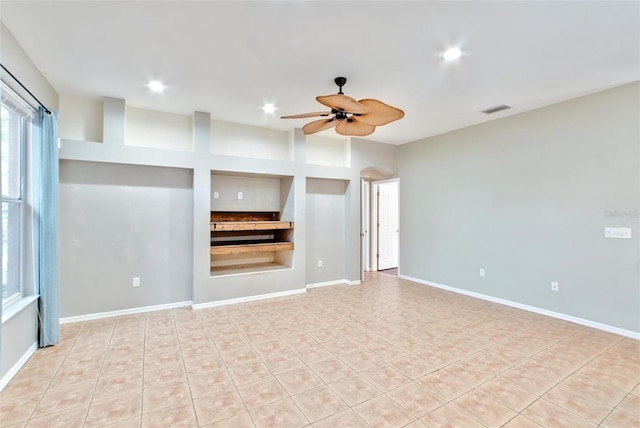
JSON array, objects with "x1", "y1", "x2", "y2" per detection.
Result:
[
  {"x1": 59, "y1": 161, "x2": 193, "y2": 317},
  {"x1": 0, "y1": 23, "x2": 58, "y2": 381},
  {"x1": 306, "y1": 178, "x2": 348, "y2": 285},
  {"x1": 211, "y1": 173, "x2": 282, "y2": 212},
  {"x1": 398, "y1": 82, "x2": 640, "y2": 332}
]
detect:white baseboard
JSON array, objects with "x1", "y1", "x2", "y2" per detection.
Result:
[
  {"x1": 399, "y1": 274, "x2": 640, "y2": 340},
  {"x1": 59, "y1": 301, "x2": 193, "y2": 324},
  {"x1": 192, "y1": 288, "x2": 306, "y2": 310},
  {"x1": 0, "y1": 342, "x2": 37, "y2": 392},
  {"x1": 306, "y1": 279, "x2": 362, "y2": 289}
]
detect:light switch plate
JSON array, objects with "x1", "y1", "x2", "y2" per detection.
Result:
[
  {"x1": 237, "y1": 192, "x2": 243, "y2": 200},
  {"x1": 604, "y1": 227, "x2": 632, "y2": 239}
]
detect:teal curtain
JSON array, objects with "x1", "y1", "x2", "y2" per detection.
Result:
[{"x1": 38, "y1": 107, "x2": 59, "y2": 347}]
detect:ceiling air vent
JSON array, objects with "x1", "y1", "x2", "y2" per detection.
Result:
[{"x1": 481, "y1": 104, "x2": 511, "y2": 114}]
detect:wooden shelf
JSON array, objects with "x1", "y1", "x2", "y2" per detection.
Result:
[
  {"x1": 210, "y1": 241, "x2": 294, "y2": 255},
  {"x1": 211, "y1": 221, "x2": 293, "y2": 232}
]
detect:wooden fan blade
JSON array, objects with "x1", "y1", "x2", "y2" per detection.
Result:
[
  {"x1": 316, "y1": 94, "x2": 370, "y2": 114},
  {"x1": 302, "y1": 118, "x2": 339, "y2": 135},
  {"x1": 281, "y1": 111, "x2": 331, "y2": 119},
  {"x1": 355, "y1": 99, "x2": 405, "y2": 126},
  {"x1": 335, "y1": 118, "x2": 375, "y2": 136}
]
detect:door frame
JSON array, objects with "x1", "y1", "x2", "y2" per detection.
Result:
[{"x1": 371, "y1": 178, "x2": 399, "y2": 272}]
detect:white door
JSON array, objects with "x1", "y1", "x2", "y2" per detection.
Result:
[{"x1": 377, "y1": 181, "x2": 399, "y2": 270}]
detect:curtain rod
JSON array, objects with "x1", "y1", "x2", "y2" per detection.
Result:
[{"x1": 0, "y1": 63, "x2": 52, "y2": 114}]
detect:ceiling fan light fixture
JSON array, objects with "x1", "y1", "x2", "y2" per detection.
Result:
[
  {"x1": 441, "y1": 47, "x2": 462, "y2": 61},
  {"x1": 281, "y1": 77, "x2": 404, "y2": 137}
]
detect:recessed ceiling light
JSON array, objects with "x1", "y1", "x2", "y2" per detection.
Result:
[
  {"x1": 263, "y1": 103, "x2": 276, "y2": 114},
  {"x1": 441, "y1": 47, "x2": 462, "y2": 62},
  {"x1": 147, "y1": 80, "x2": 165, "y2": 92}
]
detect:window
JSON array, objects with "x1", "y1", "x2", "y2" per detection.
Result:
[{"x1": 1, "y1": 84, "x2": 32, "y2": 308}]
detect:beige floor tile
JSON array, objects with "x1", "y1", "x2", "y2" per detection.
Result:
[
  {"x1": 193, "y1": 388, "x2": 246, "y2": 426},
  {"x1": 353, "y1": 394, "x2": 415, "y2": 427},
  {"x1": 312, "y1": 409, "x2": 369, "y2": 428},
  {"x1": 100, "y1": 355, "x2": 143, "y2": 378},
  {"x1": 206, "y1": 411, "x2": 255, "y2": 427},
  {"x1": 48, "y1": 363, "x2": 102, "y2": 391},
  {"x1": 102, "y1": 416, "x2": 141, "y2": 427},
  {"x1": 187, "y1": 369, "x2": 234, "y2": 399},
  {"x1": 276, "y1": 367, "x2": 324, "y2": 396},
  {"x1": 143, "y1": 362, "x2": 186, "y2": 387},
  {"x1": 339, "y1": 349, "x2": 382, "y2": 373},
  {"x1": 501, "y1": 415, "x2": 543, "y2": 427},
  {"x1": 31, "y1": 382, "x2": 94, "y2": 418},
  {"x1": 291, "y1": 385, "x2": 348, "y2": 423},
  {"x1": 560, "y1": 371, "x2": 628, "y2": 407},
  {"x1": 84, "y1": 392, "x2": 142, "y2": 427},
  {"x1": 93, "y1": 371, "x2": 143, "y2": 402},
  {"x1": 249, "y1": 398, "x2": 308, "y2": 428},
  {"x1": 142, "y1": 378, "x2": 191, "y2": 414},
  {"x1": 24, "y1": 405, "x2": 89, "y2": 428},
  {"x1": 522, "y1": 399, "x2": 597, "y2": 428},
  {"x1": 237, "y1": 377, "x2": 288, "y2": 410},
  {"x1": 328, "y1": 374, "x2": 381, "y2": 406},
  {"x1": 309, "y1": 358, "x2": 354, "y2": 383},
  {"x1": 295, "y1": 345, "x2": 333, "y2": 365},
  {"x1": 420, "y1": 403, "x2": 484, "y2": 428},
  {"x1": 0, "y1": 396, "x2": 41, "y2": 426},
  {"x1": 387, "y1": 381, "x2": 445, "y2": 418},
  {"x1": 219, "y1": 346, "x2": 260, "y2": 367},
  {"x1": 417, "y1": 370, "x2": 472, "y2": 401},
  {"x1": 5, "y1": 275, "x2": 640, "y2": 428},
  {"x1": 263, "y1": 352, "x2": 306, "y2": 375},
  {"x1": 228, "y1": 361, "x2": 271, "y2": 386},
  {"x1": 140, "y1": 402, "x2": 196, "y2": 427},
  {"x1": 500, "y1": 366, "x2": 556, "y2": 396},
  {"x1": 542, "y1": 384, "x2": 613, "y2": 424},
  {"x1": 251, "y1": 339, "x2": 291, "y2": 359},
  {"x1": 452, "y1": 389, "x2": 518, "y2": 427},
  {"x1": 601, "y1": 408, "x2": 640, "y2": 428},
  {"x1": 618, "y1": 393, "x2": 640, "y2": 417},
  {"x1": 280, "y1": 333, "x2": 318, "y2": 351},
  {"x1": 390, "y1": 354, "x2": 436, "y2": 380},
  {"x1": 361, "y1": 365, "x2": 411, "y2": 392},
  {"x1": 478, "y1": 376, "x2": 538, "y2": 412}
]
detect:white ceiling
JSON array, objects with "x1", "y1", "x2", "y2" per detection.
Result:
[{"x1": 2, "y1": 1, "x2": 639, "y2": 145}]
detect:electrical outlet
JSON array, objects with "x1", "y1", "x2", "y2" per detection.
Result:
[
  {"x1": 318, "y1": 260, "x2": 323, "y2": 268},
  {"x1": 237, "y1": 191, "x2": 243, "y2": 200},
  {"x1": 133, "y1": 277, "x2": 140, "y2": 288},
  {"x1": 213, "y1": 191, "x2": 219, "y2": 199},
  {"x1": 479, "y1": 269, "x2": 485, "y2": 277},
  {"x1": 551, "y1": 281, "x2": 558, "y2": 292}
]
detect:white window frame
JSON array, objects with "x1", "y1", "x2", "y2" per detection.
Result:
[{"x1": 1, "y1": 82, "x2": 36, "y2": 312}]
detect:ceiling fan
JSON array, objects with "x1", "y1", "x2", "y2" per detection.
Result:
[{"x1": 281, "y1": 77, "x2": 404, "y2": 137}]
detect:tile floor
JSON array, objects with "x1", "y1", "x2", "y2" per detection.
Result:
[{"x1": 1, "y1": 273, "x2": 639, "y2": 427}]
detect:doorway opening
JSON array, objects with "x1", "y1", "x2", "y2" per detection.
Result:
[{"x1": 360, "y1": 168, "x2": 399, "y2": 280}]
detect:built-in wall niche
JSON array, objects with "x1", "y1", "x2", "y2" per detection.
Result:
[
  {"x1": 210, "y1": 120, "x2": 292, "y2": 161},
  {"x1": 305, "y1": 134, "x2": 350, "y2": 167},
  {"x1": 125, "y1": 107, "x2": 193, "y2": 151},
  {"x1": 58, "y1": 95, "x2": 104, "y2": 143},
  {"x1": 210, "y1": 172, "x2": 294, "y2": 276}
]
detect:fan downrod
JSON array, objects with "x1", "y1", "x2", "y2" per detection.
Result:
[{"x1": 334, "y1": 76, "x2": 347, "y2": 94}]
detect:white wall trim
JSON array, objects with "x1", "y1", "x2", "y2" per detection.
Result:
[
  {"x1": 306, "y1": 280, "x2": 347, "y2": 289},
  {"x1": 0, "y1": 342, "x2": 37, "y2": 392},
  {"x1": 192, "y1": 288, "x2": 306, "y2": 310},
  {"x1": 345, "y1": 280, "x2": 361, "y2": 285},
  {"x1": 400, "y1": 274, "x2": 640, "y2": 340},
  {"x1": 59, "y1": 301, "x2": 193, "y2": 324}
]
